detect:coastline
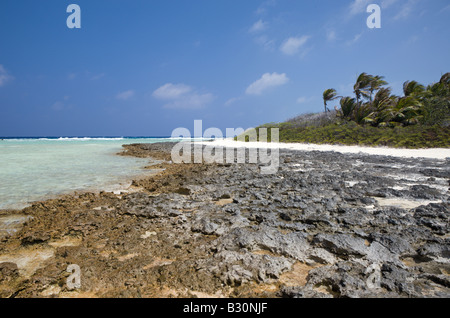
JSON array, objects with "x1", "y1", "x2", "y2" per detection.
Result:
[{"x1": 0, "y1": 142, "x2": 449, "y2": 298}]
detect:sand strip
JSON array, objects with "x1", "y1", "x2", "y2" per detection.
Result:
[{"x1": 196, "y1": 140, "x2": 450, "y2": 160}]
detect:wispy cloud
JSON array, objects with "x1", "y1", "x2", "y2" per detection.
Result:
[
  {"x1": 249, "y1": 19, "x2": 268, "y2": 33},
  {"x1": 280, "y1": 36, "x2": 310, "y2": 56},
  {"x1": 246, "y1": 72, "x2": 289, "y2": 96},
  {"x1": 153, "y1": 83, "x2": 192, "y2": 100},
  {"x1": 348, "y1": 0, "x2": 399, "y2": 16},
  {"x1": 116, "y1": 90, "x2": 135, "y2": 101},
  {"x1": 381, "y1": 0, "x2": 399, "y2": 9},
  {"x1": 0, "y1": 65, "x2": 13, "y2": 86},
  {"x1": 254, "y1": 35, "x2": 276, "y2": 51},
  {"x1": 326, "y1": 29, "x2": 337, "y2": 42},
  {"x1": 255, "y1": 0, "x2": 277, "y2": 16},
  {"x1": 153, "y1": 83, "x2": 214, "y2": 109},
  {"x1": 224, "y1": 97, "x2": 242, "y2": 107},
  {"x1": 346, "y1": 32, "x2": 363, "y2": 46},
  {"x1": 394, "y1": 0, "x2": 418, "y2": 20},
  {"x1": 440, "y1": 4, "x2": 450, "y2": 13},
  {"x1": 349, "y1": 0, "x2": 371, "y2": 16}
]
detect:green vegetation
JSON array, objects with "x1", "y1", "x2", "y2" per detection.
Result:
[
  {"x1": 335, "y1": 72, "x2": 450, "y2": 127},
  {"x1": 253, "y1": 72, "x2": 450, "y2": 148}
]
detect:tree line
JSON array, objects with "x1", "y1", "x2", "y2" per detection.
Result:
[{"x1": 323, "y1": 72, "x2": 450, "y2": 127}]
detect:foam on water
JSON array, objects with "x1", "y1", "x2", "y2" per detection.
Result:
[{"x1": 0, "y1": 137, "x2": 173, "y2": 210}]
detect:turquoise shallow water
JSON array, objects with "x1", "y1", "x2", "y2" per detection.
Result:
[{"x1": 0, "y1": 137, "x2": 174, "y2": 210}]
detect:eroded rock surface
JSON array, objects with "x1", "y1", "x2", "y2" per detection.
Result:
[{"x1": 0, "y1": 143, "x2": 448, "y2": 298}]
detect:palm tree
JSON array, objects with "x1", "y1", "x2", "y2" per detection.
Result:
[
  {"x1": 354, "y1": 73, "x2": 372, "y2": 103},
  {"x1": 367, "y1": 88, "x2": 397, "y2": 126},
  {"x1": 338, "y1": 96, "x2": 357, "y2": 119},
  {"x1": 403, "y1": 80, "x2": 425, "y2": 97},
  {"x1": 382, "y1": 96, "x2": 422, "y2": 126},
  {"x1": 353, "y1": 102, "x2": 373, "y2": 125},
  {"x1": 368, "y1": 75, "x2": 388, "y2": 101},
  {"x1": 323, "y1": 88, "x2": 339, "y2": 113}
]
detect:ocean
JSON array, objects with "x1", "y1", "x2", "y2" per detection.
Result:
[{"x1": 0, "y1": 137, "x2": 177, "y2": 210}]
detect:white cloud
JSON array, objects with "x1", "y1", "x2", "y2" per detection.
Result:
[
  {"x1": 249, "y1": 19, "x2": 267, "y2": 33},
  {"x1": 153, "y1": 83, "x2": 193, "y2": 100},
  {"x1": 246, "y1": 72, "x2": 289, "y2": 96},
  {"x1": 280, "y1": 36, "x2": 310, "y2": 56},
  {"x1": 0, "y1": 65, "x2": 13, "y2": 86},
  {"x1": 349, "y1": 0, "x2": 371, "y2": 15},
  {"x1": 255, "y1": 0, "x2": 277, "y2": 16},
  {"x1": 153, "y1": 83, "x2": 214, "y2": 109},
  {"x1": 116, "y1": 90, "x2": 135, "y2": 101}
]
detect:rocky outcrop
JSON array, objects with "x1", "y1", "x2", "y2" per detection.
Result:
[{"x1": 0, "y1": 142, "x2": 448, "y2": 298}]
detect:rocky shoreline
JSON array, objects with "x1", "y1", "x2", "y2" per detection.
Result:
[{"x1": 0, "y1": 142, "x2": 449, "y2": 298}]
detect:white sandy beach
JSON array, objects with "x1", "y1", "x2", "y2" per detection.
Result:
[{"x1": 197, "y1": 139, "x2": 450, "y2": 160}]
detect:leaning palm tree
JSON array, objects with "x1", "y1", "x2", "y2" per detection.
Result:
[
  {"x1": 354, "y1": 72, "x2": 372, "y2": 103},
  {"x1": 367, "y1": 88, "x2": 397, "y2": 126},
  {"x1": 382, "y1": 96, "x2": 423, "y2": 126},
  {"x1": 403, "y1": 80, "x2": 425, "y2": 97},
  {"x1": 368, "y1": 75, "x2": 388, "y2": 101},
  {"x1": 323, "y1": 88, "x2": 339, "y2": 113},
  {"x1": 352, "y1": 102, "x2": 373, "y2": 125},
  {"x1": 338, "y1": 96, "x2": 357, "y2": 119}
]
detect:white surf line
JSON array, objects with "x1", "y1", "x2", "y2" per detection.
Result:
[{"x1": 196, "y1": 139, "x2": 450, "y2": 160}]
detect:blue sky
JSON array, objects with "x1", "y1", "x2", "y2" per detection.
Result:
[{"x1": 0, "y1": 0, "x2": 449, "y2": 137}]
